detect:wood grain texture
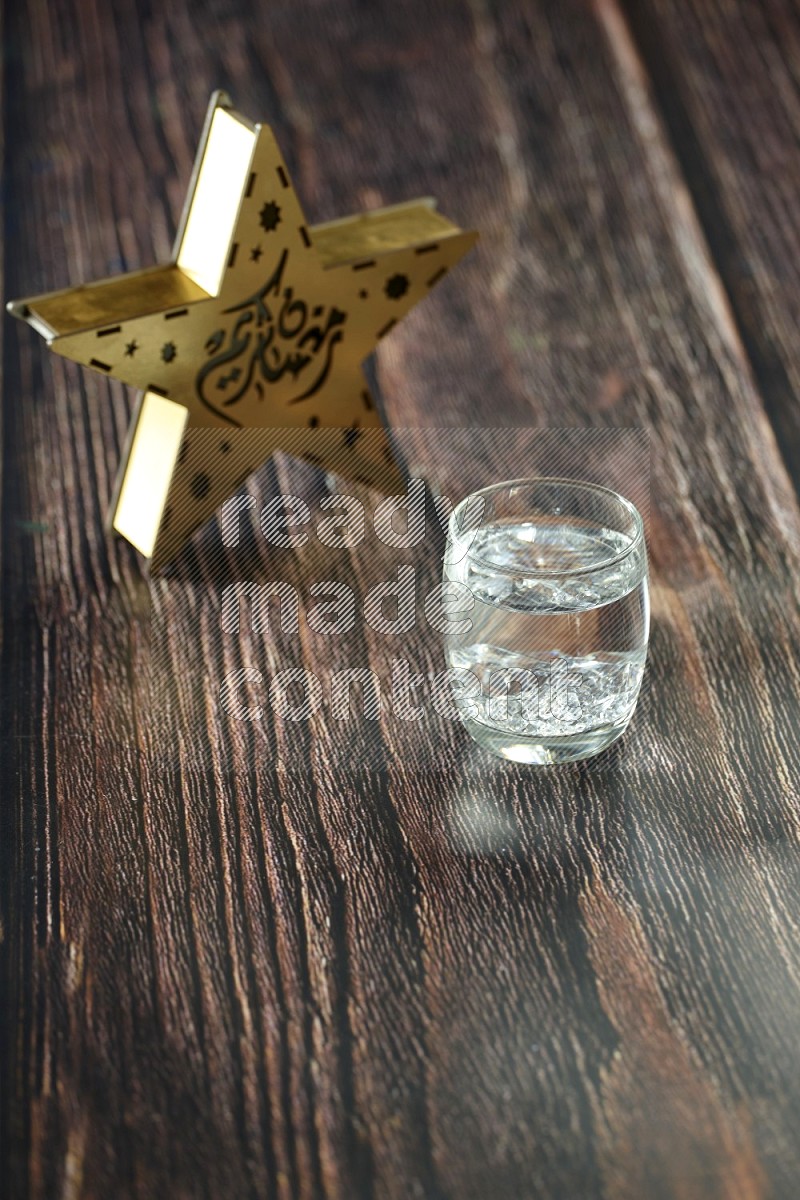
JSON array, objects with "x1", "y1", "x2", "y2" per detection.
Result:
[
  {"x1": 620, "y1": 0, "x2": 800, "y2": 489},
  {"x1": 2, "y1": 1, "x2": 800, "y2": 1198}
]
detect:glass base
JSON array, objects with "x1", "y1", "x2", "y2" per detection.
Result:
[{"x1": 461, "y1": 717, "x2": 629, "y2": 764}]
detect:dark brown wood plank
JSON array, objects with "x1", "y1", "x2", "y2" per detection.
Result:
[
  {"x1": 620, "y1": 0, "x2": 800, "y2": 488},
  {"x1": 2, "y1": 0, "x2": 800, "y2": 1198}
]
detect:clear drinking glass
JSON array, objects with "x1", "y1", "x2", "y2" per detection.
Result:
[{"x1": 442, "y1": 477, "x2": 649, "y2": 764}]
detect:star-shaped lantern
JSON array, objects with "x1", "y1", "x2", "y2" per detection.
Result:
[{"x1": 8, "y1": 91, "x2": 477, "y2": 569}]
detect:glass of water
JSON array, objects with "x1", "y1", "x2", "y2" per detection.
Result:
[{"x1": 442, "y1": 478, "x2": 649, "y2": 764}]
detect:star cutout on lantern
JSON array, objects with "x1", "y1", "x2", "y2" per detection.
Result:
[
  {"x1": 385, "y1": 273, "x2": 410, "y2": 300},
  {"x1": 7, "y1": 90, "x2": 478, "y2": 569},
  {"x1": 259, "y1": 200, "x2": 282, "y2": 233}
]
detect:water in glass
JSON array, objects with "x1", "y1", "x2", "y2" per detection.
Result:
[{"x1": 443, "y1": 480, "x2": 649, "y2": 764}]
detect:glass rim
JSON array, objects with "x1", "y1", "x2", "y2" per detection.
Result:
[{"x1": 448, "y1": 475, "x2": 646, "y2": 578}]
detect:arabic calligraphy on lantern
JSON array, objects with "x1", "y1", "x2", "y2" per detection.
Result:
[{"x1": 196, "y1": 249, "x2": 348, "y2": 424}]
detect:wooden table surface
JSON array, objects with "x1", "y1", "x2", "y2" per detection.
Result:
[{"x1": 3, "y1": 1, "x2": 800, "y2": 1197}]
